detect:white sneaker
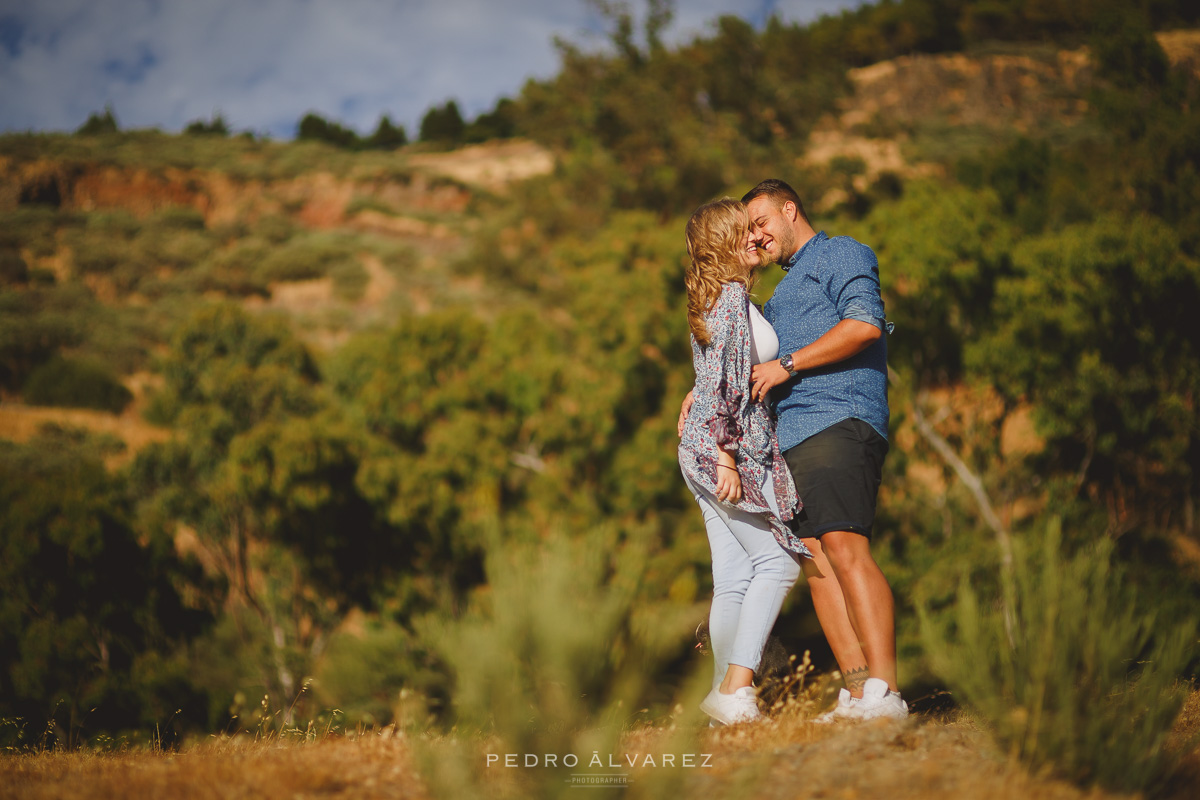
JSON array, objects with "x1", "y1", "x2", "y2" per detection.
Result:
[
  {"x1": 855, "y1": 678, "x2": 908, "y2": 721},
  {"x1": 700, "y1": 686, "x2": 761, "y2": 725},
  {"x1": 813, "y1": 687, "x2": 862, "y2": 723}
]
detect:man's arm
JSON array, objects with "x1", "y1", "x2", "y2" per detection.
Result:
[{"x1": 750, "y1": 319, "x2": 880, "y2": 402}]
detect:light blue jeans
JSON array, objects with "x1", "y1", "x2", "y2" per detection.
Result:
[{"x1": 684, "y1": 467, "x2": 801, "y2": 690}]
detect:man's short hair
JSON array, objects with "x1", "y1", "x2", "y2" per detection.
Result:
[{"x1": 742, "y1": 179, "x2": 810, "y2": 224}]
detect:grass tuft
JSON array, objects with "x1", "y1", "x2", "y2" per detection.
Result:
[{"x1": 920, "y1": 517, "x2": 1198, "y2": 793}]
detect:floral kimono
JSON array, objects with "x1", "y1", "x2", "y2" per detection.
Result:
[{"x1": 678, "y1": 282, "x2": 809, "y2": 557}]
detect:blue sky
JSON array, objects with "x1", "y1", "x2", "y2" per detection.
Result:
[{"x1": 0, "y1": 0, "x2": 864, "y2": 140}]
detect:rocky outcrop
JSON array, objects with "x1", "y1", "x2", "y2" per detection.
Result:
[
  {"x1": 0, "y1": 140, "x2": 550, "y2": 235},
  {"x1": 803, "y1": 30, "x2": 1200, "y2": 193}
]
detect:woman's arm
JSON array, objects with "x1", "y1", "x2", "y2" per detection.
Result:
[
  {"x1": 684, "y1": 285, "x2": 749, "y2": 452},
  {"x1": 710, "y1": 284, "x2": 753, "y2": 446}
]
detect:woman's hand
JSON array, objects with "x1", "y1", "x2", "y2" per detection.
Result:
[
  {"x1": 715, "y1": 451, "x2": 742, "y2": 504},
  {"x1": 677, "y1": 390, "x2": 695, "y2": 437}
]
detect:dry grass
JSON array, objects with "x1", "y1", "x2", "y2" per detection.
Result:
[
  {"x1": 0, "y1": 734, "x2": 429, "y2": 800},
  {"x1": 6, "y1": 691, "x2": 1197, "y2": 800},
  {"x1": 0, "y1": 402, "x2": 169, "y2": 468},
  {"x1": 677, "y1": 713, "x2": 1104, "y2": 800}
]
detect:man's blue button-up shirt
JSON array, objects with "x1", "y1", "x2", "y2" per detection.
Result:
[{"x1": 763, "y1": 231, "x2": 889, "y2": 452}]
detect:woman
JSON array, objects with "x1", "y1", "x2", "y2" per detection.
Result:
[{"x1": 678, "y1": 198, "x2": 810, "y2": 726}]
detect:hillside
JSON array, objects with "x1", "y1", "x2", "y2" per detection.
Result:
[
  {"x1": 4, "y1": 30, "x2": 1199, "y2": 457},
  {"x1": 1, "y1": 136, "x2": 553, "y2": 322},
  {"x1": 804, "y1": 30, "x2": 1200, "y2": 203},
  {"x1": 0, "y1": 135, "x2": 555, "y2": 454}
]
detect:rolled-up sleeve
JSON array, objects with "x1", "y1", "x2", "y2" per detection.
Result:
[{"x1": 825, "y1": 239, "x2": 885, "y2": 331}]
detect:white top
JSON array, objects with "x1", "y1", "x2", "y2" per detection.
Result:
[{"x1": 748, "y1": 302, "x2": 779, "y2": 365}]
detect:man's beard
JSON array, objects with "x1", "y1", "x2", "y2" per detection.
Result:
[{"x1": 772, "y1": 230, "x2": 796, "y2": 265}]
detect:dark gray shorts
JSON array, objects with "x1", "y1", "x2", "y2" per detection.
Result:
[{"x1": 783, "y1": 417, "x2": 888, "y2": 539}]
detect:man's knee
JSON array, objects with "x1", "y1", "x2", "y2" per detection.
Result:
[{"x1": 819, "y1": 530, "x2": 874, "y2": 574}]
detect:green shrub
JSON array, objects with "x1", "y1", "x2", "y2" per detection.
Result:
[
  {"x1": 73, "y1": 241, "x2": 137, "y2": 279},
  {"x1": 22, "y1": 355, "x2": 133, "y2": 413},
  {"x1": 919, "y1": 518, "x2": 1197, "y2": 793},
  {"x1": 136, "y1": 227, "x2": 215, "y2": 270},
  {"x1": 255, "y1": 214, "x2": 297, "y2": 245},
  {"x1": 160, "y1": 261, "x2": 270, "y2": 299},
  {"x1": 416, "y1": 527, "x2": 701, "y2": 799},
  {"x1": 259, "y1": 234, "x2": 358, "y2": 283},
  {"x1": 86, "y1": 210, "x2": 141, "y2": 239},
  {"x1": 149, "y1": 206, "x2": 207, "y2": 231},
  {"x1": 66, "y1": 213, "x2": 145, "y2": 283},
  {"x1": 313, "y1": 618, "x2": 438, "y2": 729},
  {"x1": 0, "y1": 284, "x2": 91, "y2": 389},
  {"x1": 329, "y1": 260, "x2": 368, "y2": 301},
  {"x1": 0, "y1": 207, "x2": 71, "y2": 257},
  {"x1": 0, "y1": 249, "x2": 28, "y2": 284}
]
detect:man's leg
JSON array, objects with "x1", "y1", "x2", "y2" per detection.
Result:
[
  {"x1": 800, "y1": 536, "x2": 870, "y2": 696},
  {"x1": 818, "y1": 530, "x2": 897, "y2": 691},
  {"x1": 784, "y1": 418, "x2": 897, "y2": 700}
]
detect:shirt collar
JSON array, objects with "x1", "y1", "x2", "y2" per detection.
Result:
[{"x1": 782, "y1": 231, "x2": 826, "y2": 272}]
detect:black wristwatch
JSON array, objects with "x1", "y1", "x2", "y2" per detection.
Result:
[{"x1": 779, "y1": 353, "x2": 798, "y2": 377}]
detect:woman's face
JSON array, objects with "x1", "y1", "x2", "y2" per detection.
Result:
[{"x1": 736, "y1": 223, "x2": 764, "y2": 274}]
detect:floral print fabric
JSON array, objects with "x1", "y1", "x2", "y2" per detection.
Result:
[{"x1": 678, "y1": 283, "x2": 810, "y2": 557}]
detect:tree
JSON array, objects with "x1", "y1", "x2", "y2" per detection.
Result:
[
  {"x1": 0, "y1": 432, "x2": 207, "y2": 746},
  {"x1": 365, "y1": 114, "x2": 407, "y2": 149},
  {"x1": 132, "y1": 305, "x2": 402, "y2": 721},
  {"x1": 418, "y1": 100, "x2": 465, "y2": 144},
  {"x1": 296, "y1": 112, "x2": 361, "y2": 149},
  {"x1": 0, "y1": 284, "x2": 90, "y2": 390},
  {"x1": 464, "y1": 98, "x2": 517, "y2": 143},
  {"x1": 184, "y1": 113, "x2": 231, "y2": 136},
  {"x1": 22, "y1": 356, "x2": 133, "y2": 414},
  {"x1": 76, "y1": 105, "x2": 119, "y2": 135},
  {"x1": 967, "y1": 215, "x2": 1200, "y2": 531}
]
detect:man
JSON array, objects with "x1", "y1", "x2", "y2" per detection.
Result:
[{"x1": 745, "y1": 178, "x2": 904, "y2": 721}]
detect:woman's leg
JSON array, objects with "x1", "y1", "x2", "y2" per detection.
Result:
[
  {"x1": 686, "y1": 474, "x2": 754, "y2": 692},
  {"x1": 721, "y1": 469, "x2": 801, "y2": 686},
  {"x1": 687, "y1": 470, "x2": 800, "y2": 692}
]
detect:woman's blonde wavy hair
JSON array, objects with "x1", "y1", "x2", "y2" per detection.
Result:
[{"x1": 684, "y1": 197, "x2": 760, "y2": 346}]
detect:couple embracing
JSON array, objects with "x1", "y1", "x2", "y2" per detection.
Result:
[{"x1": 677, "y1": 179, "x2": 907, "y2": 725}]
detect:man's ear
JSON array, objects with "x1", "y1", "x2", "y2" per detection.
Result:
[{"x1": 782, "y1": 200, "x2": 798, "y2": 222}]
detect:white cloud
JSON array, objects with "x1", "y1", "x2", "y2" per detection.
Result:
[{"x1": 0, "y1": 0, "x2": 862, "y2": 138}]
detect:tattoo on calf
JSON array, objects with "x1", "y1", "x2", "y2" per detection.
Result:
[{"x1": 844, "y1": 665, "x2": 870, "y2": 693}]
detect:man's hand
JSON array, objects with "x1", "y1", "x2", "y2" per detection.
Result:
[
  {"x1": 750, "y1": 360, "x2": 789, "y2": 403},
  {"x1": 677, "y1": 390, "x2": 695, "y2": 437}
]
